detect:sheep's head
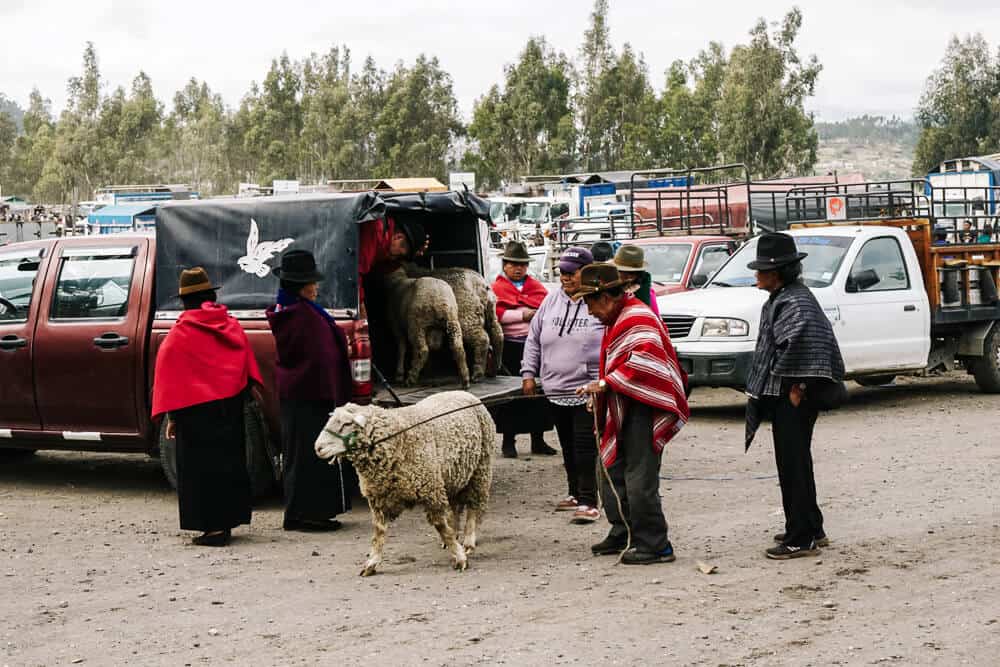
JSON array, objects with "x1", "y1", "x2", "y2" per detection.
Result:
[{"x1": 315, "y1": 403, "x2": 371, "y2": 463}]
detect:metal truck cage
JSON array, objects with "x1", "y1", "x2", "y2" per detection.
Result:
[
  {"x1": 628, "y1": 164, "x2": 751, "y2": 236},
  {"x1": 784, "y1": 179, "x2": 1000, "y2": 326}
]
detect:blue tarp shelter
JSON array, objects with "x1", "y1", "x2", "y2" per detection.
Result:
[{"x1": 87, "y1": 203, "x2": 157, "y2": 234}]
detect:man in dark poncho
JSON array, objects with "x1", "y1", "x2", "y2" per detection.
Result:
[
  {"x1": 152, "y1": 268, "x2": 262, "y2": 547},
  {"x1": 744, "y1": 233, "x2": 845, "y2": 560}
]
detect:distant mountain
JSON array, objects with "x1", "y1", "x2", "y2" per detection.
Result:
[
  {"x1": 814, "y1": 115, "x2": 918, "y2": 180},
  {"x1": 0, "y1": 94, "x2": 24, "y2": 133}
]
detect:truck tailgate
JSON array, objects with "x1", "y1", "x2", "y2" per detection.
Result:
[{"x1": 374, "y1": 376, "x2": 524, "y2": 407}]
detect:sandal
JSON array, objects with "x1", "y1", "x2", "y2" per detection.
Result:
[{"x1": 555, "y1": 496, "x2": 578, "y2": 512}]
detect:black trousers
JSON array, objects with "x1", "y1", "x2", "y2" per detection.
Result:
[
  {"x1": 497, "y1": 339, "x2": 551, "y2": 441},
  {"x1": 601, "y1": 403, "x2": 671, "y2": 553},
  {"x1": 550, "y1": 403, "x2": 598, "y2": 507},
  {"x1": 281, "y1": 399, "x2": 352, "y2": 523},
  {"x1": 173, "y1": 394, "x2": 252, "y2": 533},
  {"x1": 768, "y1": 396, "x2": 824, "y2": 548}
]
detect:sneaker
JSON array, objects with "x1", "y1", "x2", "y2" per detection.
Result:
[
  {"x1": 571, "y1": 506, "x2": 600, "y2": 524},
  {"x1": 591, "y1": 535, "x2": 628, "y2": 556},
  {"x1": 773, "y1": 532, "x2": 829, "y2": 547},
  {"x1": 621, "y1": 546, "x2": 676, "y2": 565},
  {"x1": 555, "y1": 496, "x2": 578, "y2": 512},
  {"x1": 765, "y1": 541, "x2": 820, "y2": 560}
]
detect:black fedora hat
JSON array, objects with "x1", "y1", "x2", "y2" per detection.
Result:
[
  {"x1": 747, "y1": 233, "x2": 808, "y2": 271},
  {"x1": 273, "y1": 249, "x2": 325, "y2": 283}
]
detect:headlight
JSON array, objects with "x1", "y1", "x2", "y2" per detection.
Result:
[{"x1": 701, "y1": 318, "x2": 749, "y2": 337}]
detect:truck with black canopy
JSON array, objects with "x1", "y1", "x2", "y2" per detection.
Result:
[{"x1": 0, "y1": 188, "x2": 518, "y2": 492}]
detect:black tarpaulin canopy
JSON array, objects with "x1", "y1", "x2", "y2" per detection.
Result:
[{"x1": 154, "y1": 190, "x2": 489, "y2": 318}]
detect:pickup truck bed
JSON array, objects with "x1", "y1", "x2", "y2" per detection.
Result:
[{"x1": 373, "y1": 375, "x2": 523, "y2": 407}]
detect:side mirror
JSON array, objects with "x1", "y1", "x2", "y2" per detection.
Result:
[
  {"x1": 689, "y1": 273, "x2": 709, "y2": 288},
  {"x1": 846, "y1": 268, "x2": 880, "y2": 292}
]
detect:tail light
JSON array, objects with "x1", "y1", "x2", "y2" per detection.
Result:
[{"x1": 350, "y1": 317, "x2": 373, "y2": 403}]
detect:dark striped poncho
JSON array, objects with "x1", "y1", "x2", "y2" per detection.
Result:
[{"x1": 745, "y1": 281, "x2": 844, "y2": 447}]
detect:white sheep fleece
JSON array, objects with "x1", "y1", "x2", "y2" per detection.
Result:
[
  {"x1": 382, "y1": 268, "x2": 470, "y2": 388},
  {"x1": 316, "y1": 391, "x2": 495, "y2": 576},
  {"x1": 405, "y1": 265, "x2": 504, "y2": 382}
]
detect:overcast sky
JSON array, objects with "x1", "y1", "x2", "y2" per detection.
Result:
[{"x1": 2, "y1": 0, "x2": 998, "y2": 122}]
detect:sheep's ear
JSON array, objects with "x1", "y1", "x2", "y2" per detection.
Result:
[{"x1": 353, "y1": 414, "x2": 368, "y2": 428}]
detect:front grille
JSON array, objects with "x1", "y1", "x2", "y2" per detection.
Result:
[{"x1": 662, "y1": 315, "x2": 696, "y2": 339}]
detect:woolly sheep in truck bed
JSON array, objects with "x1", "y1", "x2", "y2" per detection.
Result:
[{"x1": 315, "y1": 391, "x2": 494, "y2": 576}]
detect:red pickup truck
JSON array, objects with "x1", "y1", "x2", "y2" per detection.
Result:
[{"x1": 0, "y1": 191, "x2": 505, "y2": 491}]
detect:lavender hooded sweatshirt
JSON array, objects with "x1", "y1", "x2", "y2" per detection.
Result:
[{"x1": 520, "y1": 287, "x2": 603, "y2": 400}]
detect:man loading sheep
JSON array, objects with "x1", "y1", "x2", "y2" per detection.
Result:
[
  {"x1": 357, "y1": 216, "x2": 427, "y2": 312},
  {"x1": 576, "y1": 263, "x2": 690, "y2": 565}
]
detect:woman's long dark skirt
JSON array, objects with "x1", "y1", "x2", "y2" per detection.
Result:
[
  {"x1": 495, "y1": 339, "x2": 553, "y2": 436},
  {"x1": 281, "y1": 399, "x2": 351, "y2": 522},
  {"x1": 173, "y1": 394, "x2": 252, "y2": 532}
]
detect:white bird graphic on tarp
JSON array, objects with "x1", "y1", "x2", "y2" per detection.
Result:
[{"x1": 238, "y1": 218, "x2": 294, "y2": 278}]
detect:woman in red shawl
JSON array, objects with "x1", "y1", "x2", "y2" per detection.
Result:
[
  {"x1": 152, "y1": 268, "x2": 262, "y2": 547},
  {"x1": 491, "y1": 241, "x2": 555, "y2": 458}
]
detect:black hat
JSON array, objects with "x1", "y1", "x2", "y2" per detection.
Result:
[
  {"x1": 398, "y1": 220, "x2": 426, "y2": 259},
  {"x1": 590, "y1": 241, "x2": 615, "y2": 263},
  {"x1": 502, "y1": 241, "x2": 531, "y2": 263},
  {"x1": 746, "y1": 233, "x2": 808, "y2": 271},
  {"x1": 273, "y1": 249, "x2": 325, "y2": 283}
]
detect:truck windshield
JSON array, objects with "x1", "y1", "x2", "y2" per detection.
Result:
[
  {"x1": 520, "y1": 203, "x2": 549, "y2": 222},
  {"x1": 708, "y1": 235, "x2": 853, "y2": 289},
  {"x1": 644, "y1": 244, "x2": 693, "y2": 284}
]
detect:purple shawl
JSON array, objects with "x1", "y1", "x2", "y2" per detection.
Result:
[{"x1": 266, "y1": 301, "x2": 352, "y2": 404}]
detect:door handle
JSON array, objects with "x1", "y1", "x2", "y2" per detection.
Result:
[
  {"x1": 93, "y1": 332, "x2": 129, "y2": 349},
  {"x1": 903, "y1": 304, "x2": 917, "y2": 312},
  {"x1": 0, "y1": 334, "x2": 27, "y2": 351}
]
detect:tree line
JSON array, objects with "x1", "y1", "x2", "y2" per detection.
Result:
[{"x1": 0, "y1": 2, "x2": 823, "y2": 203}]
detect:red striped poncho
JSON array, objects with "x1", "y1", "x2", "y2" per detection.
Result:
[{"x1": 597, "y1": 295, "x2": 690, "y2": 467}]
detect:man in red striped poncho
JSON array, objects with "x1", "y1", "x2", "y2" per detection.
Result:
[{"x1": 575, "y1": 263, "x2": 690, "y2": 565}]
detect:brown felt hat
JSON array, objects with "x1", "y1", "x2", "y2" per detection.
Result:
[
  {"x1": 573, "y1": 263, "x2": 624, "y2": 298},
  {"x1": 501, "y1": 241, "x2": 531, "y2": 263},
  {"x1": 177, "y1": 267, "x2": 218, "y2": 297},
  {"x1": 612, "y1": 244, "x2": 648, "y2": 272}
]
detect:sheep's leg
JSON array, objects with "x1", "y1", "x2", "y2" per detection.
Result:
[
  {"x1": 467, "y1": 329, "x2": 490, "y2": 383},
  {"x1": 462, "y1": 510, "x2": 481, "y2": 554},
  {"x1": 446, "y1": 321, "x2": 471, "y2": 389},
  {"x1": 394, "y1": 331, "x2": 408, "y2": 384},
  {"x1": 448, "y1": 503, "x2": 463, "y2": 545},
  {"x1": 406, "y1": 329, "x2": 430, "y2": 386},
  {"x1": 425, "y1": 504, "x2": 467, "y2": 571},
  {"x1": 360, "y1": 509, "x2": 389, "y2": 577}
]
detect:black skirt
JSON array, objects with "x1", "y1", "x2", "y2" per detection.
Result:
[
  {"x1": 173, "y1": 394, "x2": 253, "y2": 532},
  {"x1": 281, "y1": 399, "x2": 352, "y2": 521},
  {"x1": 495, "y1": 339, "x2": 553, "y2": 435}
]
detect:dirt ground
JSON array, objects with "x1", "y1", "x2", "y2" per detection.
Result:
[{"x1": 1, "y1": 372, "x2": 998, "y2": 666}]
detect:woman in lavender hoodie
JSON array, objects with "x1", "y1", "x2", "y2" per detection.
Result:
[{"x1": 521, "y1": 247, "x2": 604, "y2": 523}]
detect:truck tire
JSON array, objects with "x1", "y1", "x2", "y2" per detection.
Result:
[
  {"x1": 0, "y1": 447, "x2": 37, "y2": 461},
  {"x1": 972, "y1": 325, "x2": 1000, "y2": 393},
  {"x1": 158, "y1": 399, "x2": 278, "y2": 498},
  {"x1": 855, "y1": 375, "x2": 896, "y2": 387}
]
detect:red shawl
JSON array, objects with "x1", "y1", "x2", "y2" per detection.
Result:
[
  {"x1": 152, "y1": 303, "x2": 262, "y2": 419},
  {"x1": 492, "y1": 274, "x2": 548, "y2": 319},
  {"x1": 598, "y1": 296, "x2": 689, "y2": 466}
]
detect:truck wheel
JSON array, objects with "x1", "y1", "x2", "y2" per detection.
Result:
[
  {"x1": 972, "y1": 325, "x2": 1000, "y2": 393},
  {"x1": 0, "y1": 448, "x2": 37, "y2": 461},
  {"x1": 855, "y1": 375, "x2": 896, "y2": 387},
  {"x1": 157, "y1": 400, "x2": 278, "y2": 498}
]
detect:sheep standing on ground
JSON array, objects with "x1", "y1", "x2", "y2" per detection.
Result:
[
  {"x1": 382, "y1": 268, "x2": 470, "y2": 388},
  {"x1": 314, "y1": 391, "x2": 495, "y2": 576},
  {"x1": 405, "y1": 265, "x2": 504, "y2": 382}
]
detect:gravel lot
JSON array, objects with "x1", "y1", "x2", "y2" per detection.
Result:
[{"x1": 1, "y1": 372, "x2": 998, "y2": 666}]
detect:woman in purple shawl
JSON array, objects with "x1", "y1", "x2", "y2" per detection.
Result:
[{"x1": 266, "y1": 250, "x2": 354, "y2": 531}]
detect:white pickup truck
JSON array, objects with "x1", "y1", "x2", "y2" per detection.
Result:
[{"x1": 658, "y1": 222, "x2": 1000, "y2": 393}]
